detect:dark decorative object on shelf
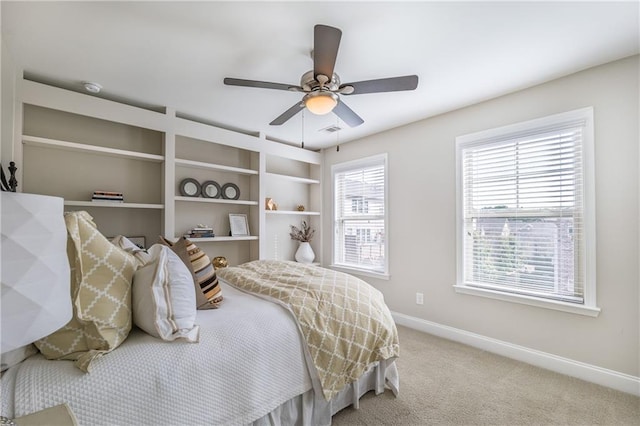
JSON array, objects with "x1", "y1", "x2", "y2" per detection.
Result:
[
  {"x1": 289, "y1": 221, "x2": 315, "y2": 242},
  {"x1": 221, "y1": 182, "x2": 240, "y2": 200},
  {"x1": 0, "y1": 162, "x2": 18, "y2": 192},
  {"x1": 201, "y1": 180, "x2": 221, "y2": 199},
  {"x1": 179, "y1": 178, "x2": 201, "y2": 197}
]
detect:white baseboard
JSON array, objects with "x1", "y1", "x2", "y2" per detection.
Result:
[{"x1": 391, "y1": 311, "x2": 640, "y2": 397}]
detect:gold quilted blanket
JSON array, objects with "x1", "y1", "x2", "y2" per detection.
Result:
[{"x1": 217, "y1": 260, "x2": 399, "y2": 400}]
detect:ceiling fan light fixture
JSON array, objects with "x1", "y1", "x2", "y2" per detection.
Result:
[{"x1": 303, "y1": 91, "x2": 338, "y2": 115}]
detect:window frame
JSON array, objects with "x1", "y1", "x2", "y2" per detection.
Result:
[
  {"x1": 454, "y1": 108, "x2": 599, "y2": 317},
  {"x1": 331, "y1": 153, "x2": 389, "y2": 280}
]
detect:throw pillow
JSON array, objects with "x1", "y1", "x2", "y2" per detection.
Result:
[
  {"x1": 132, "y1": 244, "x2": 199, "y2": 342},
  {"x1": 159, "y1": 237, "x2": 223, "y2": 309},
  {"x1": 112, "y1": 235, "x2": 152, "y2": 267},
  {"x1": 35, "y1": 211, "x2": 137, "y2": 373}
]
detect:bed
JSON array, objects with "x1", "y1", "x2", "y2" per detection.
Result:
[{"x1": 0, "y1": 213, "x2": 399, "y2": 425}]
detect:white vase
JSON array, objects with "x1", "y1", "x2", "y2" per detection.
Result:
[{"x1": 295, "y1": 242, "x2": 315, "y2": 264}]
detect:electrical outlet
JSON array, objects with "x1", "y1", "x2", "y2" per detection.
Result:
[{"x1": 416, "y1": 292, "x2": 424, "y2": 305}]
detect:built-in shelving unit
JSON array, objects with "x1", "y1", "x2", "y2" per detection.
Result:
[
  {"x1": 17, "y1": 78, "x2": 323, "y2": 266},
  {"x1": 20, "y1": 101, "x2": 165, "y2": 244},
  {"x1": 170, "y1": 133, "x2": 261, "y2": 264},
  {"x1": 262, "y1": 153, "x2": 322, "y2": 263}
]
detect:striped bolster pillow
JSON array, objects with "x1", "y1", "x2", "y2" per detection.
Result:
[{"x1": 160, "y1": 236, "x2": 223, "y2": 309}]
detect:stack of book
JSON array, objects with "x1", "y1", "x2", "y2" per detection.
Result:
[
  {"x1": 185, "y1": 225, "x2": 214, "y2": 239},
  {"x1": 92, "y1": 190, "x2": 124, "y2": 203}
]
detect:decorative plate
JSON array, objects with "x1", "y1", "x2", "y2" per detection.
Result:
[
  {"x1": 179, "y1": 178, "x2": 201, "y2": 197},
  {"x1": 221, "y1": 182, "x2": 240, "y2": 200},
  {"x1": 201, "y1": 180, "x2": 221, "y2": 198}
]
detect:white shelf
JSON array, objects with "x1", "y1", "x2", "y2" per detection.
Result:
[
  {"x1": 175, "y1": 158, "x2": 258, "y2": 175},
  {"x1": 23, "y1": 135, "x2": 164, "y2": 162},
  {"x1": 176, "y1": 236, "x2": 258, "y2": 242},
  {"x1": 265, "y1": 172, "x2": 320, "y2": 185},
  {"x1": 174, "y1": 196, "x2": 258, "y2": 206},
  {"x1": 65, "y1": 200, "x2": 164, "y2": 209},
  {"x1": 266, "y1": 210, "x2": 320, "y2": 216}
]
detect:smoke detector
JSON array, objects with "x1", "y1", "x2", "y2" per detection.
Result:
[{"x1": 83, "y1": 82, "x2": 102, "y2": 94}]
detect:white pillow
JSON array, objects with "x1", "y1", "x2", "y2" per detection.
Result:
[
  {"x1": 112, "y1": 235, "x2": 152, "y2": 267},
  {"x1": 132, "y1": 244, "x2": 199, "y2": 342}
]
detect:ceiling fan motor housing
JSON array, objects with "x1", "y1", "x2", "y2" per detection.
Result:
[{"x1": 300, "y1": 70, "x2": 340, "y2": 92}]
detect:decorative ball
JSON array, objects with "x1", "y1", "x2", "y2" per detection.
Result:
[
  {"x1": 296, "y1": 205, "x2": 305, "y2": 211},
  {"x1": 212, "y1": 256, "x2": 228, "y2": 269}
]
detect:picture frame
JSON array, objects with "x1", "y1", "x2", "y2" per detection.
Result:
[{"x1": 229, "y1": 213, "x2": 250, "y2": 237}]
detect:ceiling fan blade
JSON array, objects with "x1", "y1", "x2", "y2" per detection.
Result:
[
  {"x1": 269, "y1": 102, "x2": 305, "y2": 126},
  {"x1": 333, "y1": 100, "x2": 364, "y2": 127},
  {"x1": 313, "y1": 25, "x2": 342, "y2": 80},
  {"x1": 224, "y1": 78, "x2": 301, "y2": 92},
  {"x1": 340, "y1": 75, "x2": 419, "y2": 95}
]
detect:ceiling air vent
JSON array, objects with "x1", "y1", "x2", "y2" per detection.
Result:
[{"x1": 320, "y1": 125, "x2": 343, "y2": 133}]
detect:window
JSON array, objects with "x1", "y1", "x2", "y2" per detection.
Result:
[
  {"x1": 333, "y1": 154, "x2": 388, "y2": 277},
  {"x1": 351, "y1": 197, "x2": 369, "y2": 214},
  {"x1": 455, "y1": 108, "x2": 599, "y2": 316}
]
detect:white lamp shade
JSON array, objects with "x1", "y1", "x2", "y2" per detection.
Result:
[
  {"x1": 304, "y1": 92, "x2": 338, "y2": 115},
  {"x1": 1, "y1": 192, "x2": 72, "y2": 353}
]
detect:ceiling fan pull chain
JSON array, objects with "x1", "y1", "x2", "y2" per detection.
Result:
[
  {"x1": 301, "y1": 109, "x2": 305, "y2": 149},
  {"x1": 336, "y1": 115, "x2": 340, "y2": 152}
]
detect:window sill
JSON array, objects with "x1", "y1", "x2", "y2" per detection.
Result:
[
  {"x1": 453, "y1": 284, "x2": 601, "y2": 317},
  {"x1": 330, "y1": 265, "x2": 390, "y2": 281}
]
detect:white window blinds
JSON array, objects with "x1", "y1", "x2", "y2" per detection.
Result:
[
  {"x1": 457, "y1": 109, "x2": 594, "y2": 306},
  {"x1": 333, "y1": 154, "x2": 387, "y2": 275}
]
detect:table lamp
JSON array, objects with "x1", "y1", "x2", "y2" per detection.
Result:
[{"x1": 1, "y1": 192, "x2": 72, "y2": 353}]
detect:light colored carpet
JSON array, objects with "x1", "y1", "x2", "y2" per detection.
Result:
[{"x1": 332, "y1": 325, "x2": 639, "y2": 425}]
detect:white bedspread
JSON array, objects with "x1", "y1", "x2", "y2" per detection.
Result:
[{"x1": 1, "y1": 282, "x2": 312, "y2": 425}]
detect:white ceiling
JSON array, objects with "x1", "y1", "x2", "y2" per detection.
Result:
[{"x1": 2, "y1": 1, "x2": 638, "y2": 151}]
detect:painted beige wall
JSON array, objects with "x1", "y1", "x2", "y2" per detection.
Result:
[
  {"x1": 1, "y1": 35, "x2": 17, "y2": 163},
  {"x1": 322, "y1": 55, "x2": 639, "y2": 376}
]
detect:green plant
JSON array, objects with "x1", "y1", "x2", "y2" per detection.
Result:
[{"x1": 289, "y1": 221, "x2": 315, "y2": 242}]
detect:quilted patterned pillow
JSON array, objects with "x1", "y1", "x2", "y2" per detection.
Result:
[
  {"x1": 36, "y1": 211, "x2": 137, "y2": 372},
  {"x1": 159, "y1": 236, "x2": 223, "y2": 309}
]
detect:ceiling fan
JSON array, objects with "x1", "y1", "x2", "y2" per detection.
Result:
[{"x1": 224, "y1": 24, "x2": 419, "y2": 128}]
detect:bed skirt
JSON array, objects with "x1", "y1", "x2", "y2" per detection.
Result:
[{"x1": 252, "y1": 358, "x2": 399, "y2": 426}]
